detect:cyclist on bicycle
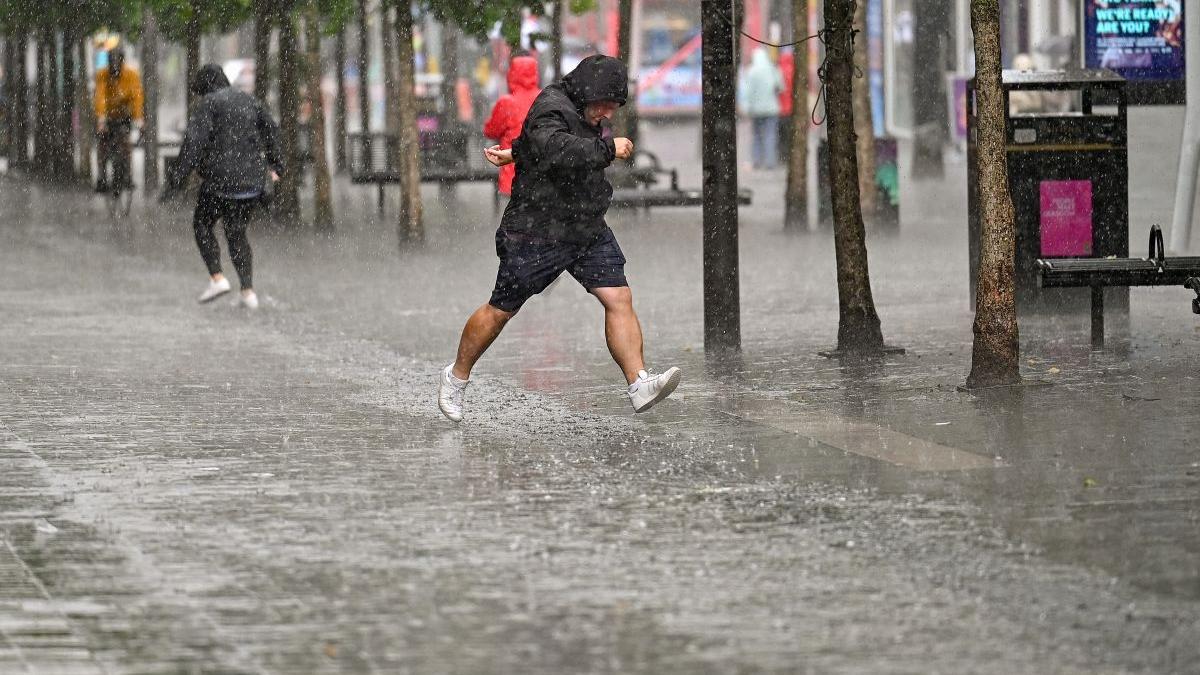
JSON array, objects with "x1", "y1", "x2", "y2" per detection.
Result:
[{"x1": 94, "y1": 48, "x2": 144, "y2": 193}]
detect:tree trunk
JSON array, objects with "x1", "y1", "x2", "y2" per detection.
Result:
[
  {"x1": 11, "y1": 35, "x2": 28, "y2": 167},
  {"x1": 851, "y1": 0, "x2": 876, "y2": 218},
  {"x1": 185, "y1": 18, "x2": 201, "y2": 111},
  {"x1": 356, "y1": 0, "x2": 370, "y2": 135},
  {"x1": 393, "y1": 7, "x2": 423, "y2": 243},
  {"x1": 305, "y1": 0, "x2": 334, "y2": 231},
  {"x1": 551, "y1": 0, "x2": 564, "y2": 81},
  {"x1": 731, "y1": 0, "x2": 744, "y2": 64},
  {"x1": 4, "y1": 35, "x2": 26, "y2": 168},
  {"x1": 911, "y1": 0, "x2": 947, "y2": 178},
  {"x1": 2, "y1": 37, "x2": 14, "y2": 163},
  {"x1": 275, "y1": 6, "x2": 303, "y2": 224},
  {"x1": 784, "y1": 0, "x2": 809, "y2": 230},
  {"x1": 700, "y1": 0, "x2": 741, "y2": 352},
  {"x1": 440, "y1": 24, "x2": 459, "y2": 125},
  {"x1": 380, "y1": 5, "x2": 399, "y2": 134},
  {"x1": 33, "y1": 36, "x2": 44, "y2": 173},
  {"x1": 824, "y1": 0, "x2": 885, "y2": 354},
  {"x1": 254, "y1": 0, "x2": 273, "y2": 107},
  {"x1": 39, "y1": 29, "x2": 56, "y2": 176},
  {"x1": 966, "y1": 0, "x2": 1020, "y2": 388},
  {"x1": 33, "y1": 28, "x2": 54, "y2": 177},
  {"x1": 334, "y1": 26, "x2": 348, "y2": 171},
  {"x1": 612, "y1": 0, "x2": 638, "y2": 144},
  {"x1": 141, "y1": 13, "x2": 159, "y2": 191},
  {"x1": 59, "y1": 29, "x2": 76, "y2": 179},
  {"x1": 76, "y1": 37, "x2": 93, "y2": 184},
  {"x1": 617, "y1": 0, "x2": 633, "y2": 63},
  {"x1": 48, "y1": 29, "x2": 63, "y2": 177}
]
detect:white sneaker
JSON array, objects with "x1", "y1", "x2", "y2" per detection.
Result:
[
  {"x1": 628, "y1": 367, "x2": 682, "y2": 413},
  {"x1": 438, "y1": 364, "x2": 469, "y2": 422},
  {"x1": 237, "y1": 291, "x2": 259, "y2": 310},
  {"x1": 198, "y1": 277, "x2": 232, "y2": 303}
]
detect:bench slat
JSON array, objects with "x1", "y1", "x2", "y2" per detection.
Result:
[
  {"x1": 610, "y1": 188, "x2": 753, "y2": 207},
  {"x1": 1037, "y1": 256, "x2": 1200, "y2": 287}
]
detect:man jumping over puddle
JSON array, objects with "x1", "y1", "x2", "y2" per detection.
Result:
[{"x1": 438, "y1": 55, "x2": 681, "y2": 422}]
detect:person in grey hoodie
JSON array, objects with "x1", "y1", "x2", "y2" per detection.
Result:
[
  {"x1": 164, "y1": 64, "x2": 283, "y2": 309},
  {"x1": 738, "y1": 48, "x2": 784, "y2": 169}
]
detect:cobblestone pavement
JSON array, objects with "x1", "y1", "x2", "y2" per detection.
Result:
[{"x1": 1, "y1": 114, "x2": 1198, "y2": 673}]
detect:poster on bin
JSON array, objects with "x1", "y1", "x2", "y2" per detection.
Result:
[
  {"x1": 1040, "y1": 180, "x2": 1094, "y2": 257},
  {"x1": 1084, "y1": 0, "x2": 1184, "y2": 83}
]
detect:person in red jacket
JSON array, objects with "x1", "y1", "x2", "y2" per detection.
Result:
[{"x1": 483, "y1": 53, "x2": 541, "y2": 196}]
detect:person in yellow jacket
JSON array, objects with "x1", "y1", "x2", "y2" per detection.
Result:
[{"x1": 94, "y1": 48, "x2": 144, "y2": 192}]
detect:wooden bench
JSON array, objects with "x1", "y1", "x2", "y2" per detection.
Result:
[
  {"x1": 609, "y1": 149, "x2": 753, "y2": 209},
  {"x1": 348, "y1": 130, "x2": 498, "y2": 214},
  {"x1": 349, "y1": 134, "x2": 753, "y2": 214},
  {"x1": 1037, "y1": 226, "x2": 1200, "y2": 348}
]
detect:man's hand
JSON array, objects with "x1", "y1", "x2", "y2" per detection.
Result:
[
  {"x1": 97, "y1": 117, "x2": 107, "y2": 134},
  {"x1": 484, "y1": 145, "x2": 514, "y2": 167},
  {"x1": 613, "y1": 137, "x2": 634, "y2": 160},
  {"x1": 270, "y1": 171, "x2": 280, "y2": 182}
]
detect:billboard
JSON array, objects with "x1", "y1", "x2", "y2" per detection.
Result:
[{"x1": 1084, "y1": 0, "x2": 1184, "y2": 83}]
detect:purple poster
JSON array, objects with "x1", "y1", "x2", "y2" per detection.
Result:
[
  {"x1": 948, "y1": 76, "x2": 969, "y2": 143},
  {"x1": 1040, "y1": 180, "x2": 1094, "y2": 257}
]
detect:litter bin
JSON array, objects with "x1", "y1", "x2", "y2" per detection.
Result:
[{"x1": 967, "y1": 69, "x2": 1129, "y2": 314}]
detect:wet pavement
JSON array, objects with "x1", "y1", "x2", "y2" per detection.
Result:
[{"x1": 2, "y1": 113, "x2": 1199, "y2": 673}]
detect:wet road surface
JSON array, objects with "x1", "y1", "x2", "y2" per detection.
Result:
[{"x1": 2, "y1": 117, "x2": 1199, "y2": 673}]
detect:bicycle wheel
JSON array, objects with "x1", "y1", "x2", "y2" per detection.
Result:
[
  {"x1": 109, "y1": 184, "x2": 133, "y2": 220},
  {"x1": 105, "y1": 153, "x2": 133, "y2": 223}
]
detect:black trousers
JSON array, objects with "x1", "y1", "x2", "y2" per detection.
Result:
[
  {"x1": 193, "y1": 192, "x2": 256, "y2": 289},
  {"x1": 97, "y1": 119, "x2": 132, "y2": 187}
]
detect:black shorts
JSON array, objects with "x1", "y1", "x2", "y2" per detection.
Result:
[{"x1": 489, "y1": 227, "x2": 629, "y2": 312}]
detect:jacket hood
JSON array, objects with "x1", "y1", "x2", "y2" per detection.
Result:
[
  {"x1": 507, "y1": 55, "x2": 539, "y2": 94},
  {"x1": 191, "y1": 64, "x2": 231, "y2": 97},
  {"x1": 562, "y1": 54, "x2": 627, "y2": 107}
]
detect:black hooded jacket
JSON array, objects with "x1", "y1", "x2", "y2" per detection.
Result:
[
  {"x1": 167, "y1": 64, "x2": 283, "y2": 198},
  {"x1": 503, "y1": 55, "x2": 628, "y2": 243}
]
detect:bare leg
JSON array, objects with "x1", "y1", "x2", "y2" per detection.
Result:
[
  {"x1": 452, "y1": 303, "x2": 515, "y2": 380},
  {"x1": 590, "y1": 286, "x2": 645, "y2": 384}
]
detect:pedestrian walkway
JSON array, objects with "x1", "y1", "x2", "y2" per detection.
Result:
[{"x1": 1, "y1": 153, "x2": 1198, "y2": 672}]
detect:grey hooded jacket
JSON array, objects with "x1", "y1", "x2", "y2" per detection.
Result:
[{"x1": 167, "y1": 64, "x2": 283, "y2": 199}]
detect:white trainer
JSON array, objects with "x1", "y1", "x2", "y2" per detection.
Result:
[
  {"x1": 628, "y1": 367, "x2": 682, "y2": 413},
  {"x1": 237, "y1": 291, "x2": 259, "y2": 310},
  {"x1": 198, "y1": 277, "x2": 232, "y2": 303},
  {"x1": 438, "y1": 364, "x2": 469, "y2": 422}
]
